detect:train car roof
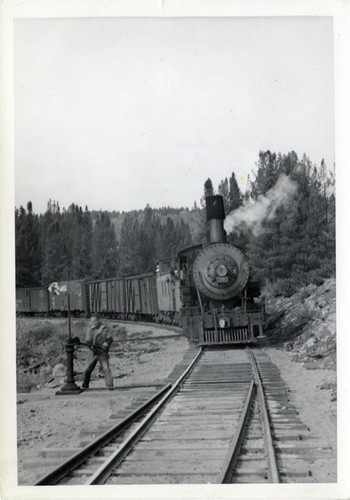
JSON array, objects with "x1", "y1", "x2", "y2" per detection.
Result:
[
  {"x1": 84, "y1": 276, "x2": 124, "y2": 284},
  {"x1": 86, "y1": 272, "x2": 155, "y2": 284},
  {"x1": 16, "y1": 285, "x2": 47, "y2": 290},
  {"x1": 124, "y1": 272, "x2": 155, "y2": 280}
]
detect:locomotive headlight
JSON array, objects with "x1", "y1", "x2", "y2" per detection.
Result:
[{"x1": 216, "y1": 264, "x2": 228, "y2": 277}]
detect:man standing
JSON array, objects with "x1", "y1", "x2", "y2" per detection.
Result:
[{"x1": 82, "y1": 315, "x2": 114, "y2": 390}]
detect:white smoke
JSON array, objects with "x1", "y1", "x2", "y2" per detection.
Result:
[{"x1": 224, "y1": 174, "x2": 298, "y2": 238}]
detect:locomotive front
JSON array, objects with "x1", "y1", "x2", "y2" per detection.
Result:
[
  {"x1": 193, "y1": 195, "x2": 250, "y2": 303},
  {"x1": 179, "y1": 195, "x2": 264, "y2": 345}
]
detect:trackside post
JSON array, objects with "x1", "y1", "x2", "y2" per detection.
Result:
[{"x1": 48, "y1": 282, "x2": 81, "y2": 395}]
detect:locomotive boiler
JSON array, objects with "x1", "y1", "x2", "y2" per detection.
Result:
[{"x1": 178, "y1": 195, "x2": 264, "y2": 345}]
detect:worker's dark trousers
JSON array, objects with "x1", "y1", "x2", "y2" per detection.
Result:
[{"x1": 82, "y1": 350, "x2": 113, "y2": 388}]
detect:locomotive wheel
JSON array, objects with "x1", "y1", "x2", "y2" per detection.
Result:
[{"x1": 192, "y1": 243, "x2": 249, "y2": 300}]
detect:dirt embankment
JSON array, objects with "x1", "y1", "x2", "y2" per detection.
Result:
[
  {"x1": 262, "y1": 277, "x2": 337, "y2": 482},
  {"x1": 265, "y1": 277, "x2": 336, "y2": 370}
]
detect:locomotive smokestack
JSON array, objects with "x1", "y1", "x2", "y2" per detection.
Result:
[{"x1": 206, "y1": 195, "x2": 226, "y2": 243}]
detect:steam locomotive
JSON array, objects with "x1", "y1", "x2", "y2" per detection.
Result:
[
  {"x1": 16, "y1": 195, "x2": 264, "y2": 345},
  {"x1": 177, "y1": 195, "x2": 264, "y2": 344}
]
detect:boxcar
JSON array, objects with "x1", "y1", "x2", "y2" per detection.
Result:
[
  {"x1": 86, "y1": 274, "x2": 158, "y2": 320},
  {"x1": 49, "y1": 280, "x2": 87, "y2": 315},
  {"x1": 124, "y1": 273, "x2": 158, "y2": 319},
  {"x1": 16, "y1": 287, "x2": 50, "y2": 315},
  {"x1": 86, "y1": 277, "x2": 125, "y2": 317}
]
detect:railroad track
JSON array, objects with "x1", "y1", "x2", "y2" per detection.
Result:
[{"x1": 35, "y1": 346, "x2": 321, "y2": 485}]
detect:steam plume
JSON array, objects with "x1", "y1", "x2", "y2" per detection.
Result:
[{"x1": 224, "y1": 174, "x2": 298, "y2": 238}]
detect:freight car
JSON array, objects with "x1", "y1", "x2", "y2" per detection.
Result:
[
  {"x1": 16, "y1": 286, "x2": 49, "y2": 315},
  {"x1": 16, "y1": 264, "x2": 182, "y2": 324},
  {"x1": 86, "y1": 277, "x2": 125, "y2": 318},
  {"x1": 49, "y1": 280, "x2": 88, "y2": 316},
  {"x1": 156, "y1": 259, "x2": 181, "y2": 324},
  {"x1": 16, "y1": 280, "x2": 88, "y2": 317},
  {"x1": 86, "y1": 273, "x2": 158, "y2": 320},
  {"x1": 16, "y1": 273, "x2": 160, "y2": 321}
]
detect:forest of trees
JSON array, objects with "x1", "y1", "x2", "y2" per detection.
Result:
[
  {"x1": 215, "y1": 151, "x2": 335, "y2": 296},
  {"x1": 15, "y1": 150, "x2": 335, "y2": 297},
  {"x1": 15, "y1": 201, "x2": 194, "y2": 286}
]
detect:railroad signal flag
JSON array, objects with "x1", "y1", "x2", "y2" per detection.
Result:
[{"x1": 48, "y1": 282, "x2": 68, "y2": 295}]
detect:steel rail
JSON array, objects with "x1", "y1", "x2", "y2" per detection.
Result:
[
  {"x1": 86, "y1": 347, "x2": 203, "y2": 485},
  {"x1": 35, "y1": 383, "x2": 172, "y2": 485},
  {"x1": 217, "y1": 379, "x2": 256, "y2": 483},
  {"x1": 247, "y1": 348, "x2": 280, "y2": 483}
]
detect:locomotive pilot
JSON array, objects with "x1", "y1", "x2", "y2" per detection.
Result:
[{"x1": 82, "y1": 315, "x2": 114, "y2": 390}]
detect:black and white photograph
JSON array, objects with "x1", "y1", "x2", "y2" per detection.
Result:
[{"x1": 1, "y1": 1, "x2": 350, "y2": 499}]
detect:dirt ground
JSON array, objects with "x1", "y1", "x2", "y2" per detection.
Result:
[
  {"x1": 265, "y1": 347, "x2": 336, "y2": 482},
  {"x1": 17, "y1": 323, "x2": 189, "y2": 485},
  {"x1": 17, "y1": 323, "x2": 337, "y2": 485}
]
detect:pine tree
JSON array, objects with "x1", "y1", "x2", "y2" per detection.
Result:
[
  {"x1": 177, "y1": 219, "x2": 193, "y2": 252},
  {"x1": 204, "y1": 178, "x2": 214, "y2": 199},
  {"x1": 218, "y1": 177, "x2": 229, "y2": 211},
  {"x1": 66, "y1": 204, "x2": 93, "y2": 279},
  {"x1": 161, "y1": 217, "x2": 178, "y2": 260},
  {"x1": 227, "y1": 172, "x2": 243, "y2": 212},
  {"x1": 80, "y1": 207, "x2": 93, "y2": 277},
  {"x1": 40, "y1": 201, "x2": 67, "y2": 283},
  {"x1": 15, "y1": 203, "x2": 42, "y2": 286},
  {"x1": 138, "y1": 205, "x2": 156, "y2": 272},
  {"x1": 91, "y1": 211, "x2": 118, "y2": 279},
  {"x1": 118, "y1": 212, "x2": 141, "y2": 275},
  {"x1": 251, "y1": 150, "x2": 278, "y2": 199}
]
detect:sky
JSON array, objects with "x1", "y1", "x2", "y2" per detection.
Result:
[{"x1": 14, "y1": 16, "x2": 334, "y2": 214}]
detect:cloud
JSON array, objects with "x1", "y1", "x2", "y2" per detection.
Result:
[{"x1": 224, "y1": 174, "x2": 298, "y2": 238}]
